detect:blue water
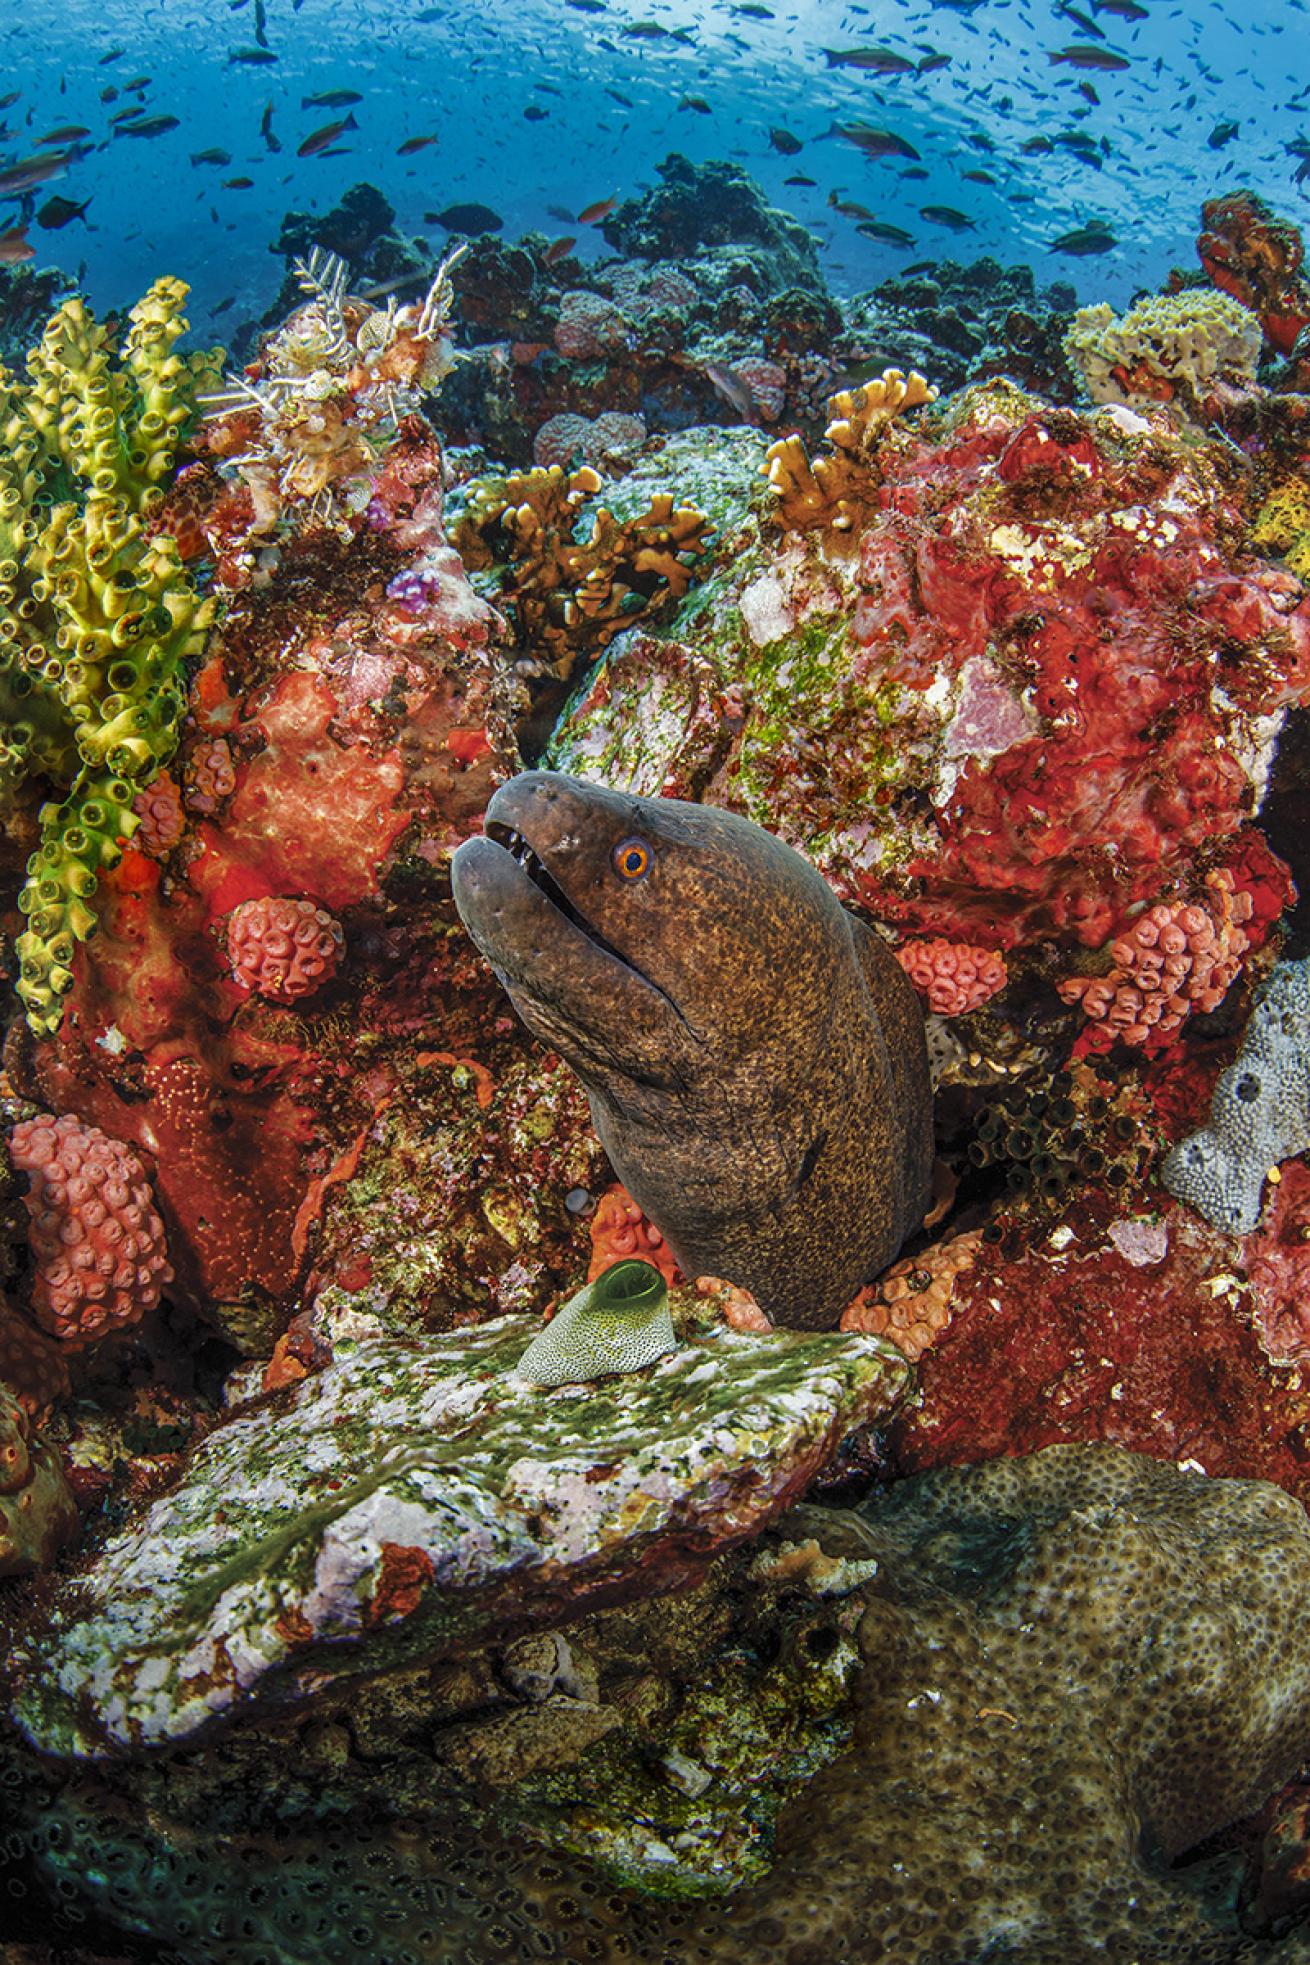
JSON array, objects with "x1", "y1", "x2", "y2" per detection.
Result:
[{"x1": 1, "y1": 0, "x2": 1305, "y2": 341}]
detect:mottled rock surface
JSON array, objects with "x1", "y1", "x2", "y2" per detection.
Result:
[
  {"x1": 13, "y1": 1302, "x2": 908, "y2": 1758},
  {"x1": 10, "y1": 1447, "x2": 1310, "y2": 1964}
]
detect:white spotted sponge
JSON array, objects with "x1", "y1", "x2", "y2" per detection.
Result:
[{"x1": 513, "y1": 1259, "x2": 677, "y2": 1387}]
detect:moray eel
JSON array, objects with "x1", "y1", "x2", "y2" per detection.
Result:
[{"x1": 451, "y1": 771, "x2": 933, "y2": 1329}]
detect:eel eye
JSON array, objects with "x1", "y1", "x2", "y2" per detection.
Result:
[{"x1": 612, "y1": 836, "x2": 652, "y2": 881}]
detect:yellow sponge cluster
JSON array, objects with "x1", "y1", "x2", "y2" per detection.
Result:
[
  {"x1": 1252, "y1": 477, "x2": 1310, "y2": 580},
  {"x1": 1063, "y1": 289, "x2": 1261, "y2": 417},
  {"x1": 0, "y1": 279, "x2": 217, "y2": 1035}
]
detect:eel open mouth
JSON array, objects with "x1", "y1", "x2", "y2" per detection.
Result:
[{"x1": 484, "y1": 818, "x2": 687, "y2": 1027}]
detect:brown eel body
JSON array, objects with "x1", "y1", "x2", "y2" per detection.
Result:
[{"x1": 451, "y1": 770, "x2": 933, "y2": 1329}]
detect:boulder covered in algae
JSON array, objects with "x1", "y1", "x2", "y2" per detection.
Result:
[
  {"x1": 11, "y1": 1446, "x2": 1310, "y2": 1965},
  {"x1": 12, "y1": 1300, "x2": 909, "y2": 1759}
]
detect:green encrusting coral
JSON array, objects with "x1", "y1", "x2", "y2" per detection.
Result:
[{"x1": 0, "y1": 279, "x2": 218, "y2": 1034}]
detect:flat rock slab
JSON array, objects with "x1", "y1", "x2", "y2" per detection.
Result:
[{"x1": 14, "y1": 1308, "x2": 908, "y2": 1760}]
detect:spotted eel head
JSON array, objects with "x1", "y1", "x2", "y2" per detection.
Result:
[{"x1": 451, "y1": 770, "x2": 853, "y2": 1094}]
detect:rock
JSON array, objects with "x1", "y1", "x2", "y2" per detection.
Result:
[
  {"x1": 11, "y1": 1446, "x2": 1310, "y2": 1964},
  {"x1": 12, "y1": 1302, "x2": 909, "y2": 1758}
]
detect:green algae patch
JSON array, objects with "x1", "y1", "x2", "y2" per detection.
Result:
[{"x1": 12, "y1": 1301, "x2": 910, "y2": 1762}]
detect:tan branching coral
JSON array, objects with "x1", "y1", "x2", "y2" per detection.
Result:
[
  {"x1": 452, "y1": 463, "x2": 712, "y2": 680},
  {"x1": 764, "y1": 367, "x2": 938, "y2": 542}
]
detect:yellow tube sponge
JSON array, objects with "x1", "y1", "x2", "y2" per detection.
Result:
[{"x1": 0, "y1": 281, "x2": 216, "y2": 1035}]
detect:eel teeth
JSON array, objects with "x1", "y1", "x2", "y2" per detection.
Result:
[{"x1": 489, "y1": 822, "x2": 545, "y2": 885}]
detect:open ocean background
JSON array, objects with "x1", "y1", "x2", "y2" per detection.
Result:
[{"x1": 0, "y1": 0, "x2": 1304, "y2": 341}]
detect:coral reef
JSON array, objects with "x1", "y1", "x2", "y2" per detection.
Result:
[
  {"x1": 841, "y1": 254, "x2": 1079, "y2": 402},
  {"x1": 9, "y1": 167, "x2": 1310, "y2": 1964},
  {"x1": 1163, "y1": 957, "x2": 1310, "y2": 1235},
  {"x1": 3, "y1": 267, "x2": 557, "y2": 1344},
  {"x1": 0, "y1": 280, "x2": 217, "y2": 1035},
  {"x1": 198, "y1": 243, "x2": 465, "y2": 548},
  {"x1": 0, "y1": 1378, "x2": 78, "y2": 1575},
  {"x1": 551, "y1": 390, "x2": 1309, "y2": 957},
  {"x1": 12, "y1": 1300, "x2": 910, "y2": 1756},
  {"x1": 1198, "y1": 190, "x2": 1310, "y2": 354},
  {"x1": 10, "y1": 1447, "x2": 1310, "y2": 1962},
  {"x1": 1064, "y1": 288, "x2": 1262, "y2": 419},
  {"x1": 601, "y1": 154, "x2": 826, "y2": 298}
]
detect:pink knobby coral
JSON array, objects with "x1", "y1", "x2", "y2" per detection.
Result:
[
  {"x1": 586, "y1": 1183, "x2": 680, "y2": 1288},
  {"x1": 896, "y1": 938, "x2": 1008, "y2": 1016},
  {"x1": 184, "y1": 735, "x2": 237, "y2": 814},
  {"x1": 132, "y1": 772, "x2": 186, "y2": 856},
  {"x1": 731, "y1": 358, "x2": 788, "y2": 423},
  {"x1": 0, "y1": 1304, "x2": 71, "y2": 1416},
  {"x1": 533, "y1": 413, "x2": 593, "y2": 470},
  {"x1": 840, "y1": 1229, "x2": 983, "y2": 1362},
  {"x1": 9, "y1": 1114, "x2": 173, "y2": 1347},
  {"x1": 533, "y1": 411, "x2": 647, "y2": 471},
  {"x1": 226, "y1": 896, "x2": 345, "y2": 1003},
  {"x1": 1058, "y1": 868, "x2": 1253, "y2": 1048}
]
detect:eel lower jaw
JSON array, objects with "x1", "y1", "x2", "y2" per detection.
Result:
[{"x1": 483, "y1": 819, "x2": 699, "y2": 1041}]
